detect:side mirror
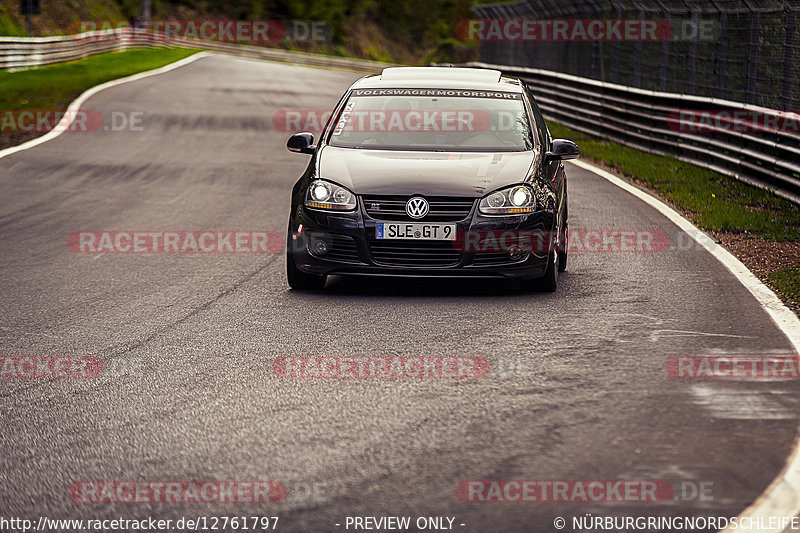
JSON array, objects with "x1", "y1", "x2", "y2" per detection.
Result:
[
  {"x1": 546, "y1": 139, "x2": 580, "y2": 161},
  {"x1": 287, "y1": 132, "x2": 316, "y2": 154}
]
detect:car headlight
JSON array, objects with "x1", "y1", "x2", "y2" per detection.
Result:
[
  {"x1": 479, "y1": 185, "x2": 535, "y2": 215},
  {"x1": 305, "y1": 179, "x2": 357, "y2": 211}
]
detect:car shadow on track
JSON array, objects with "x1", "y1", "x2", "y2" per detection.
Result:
[{"x1": 292, "y1": 273, "x2": 570, "y2": 298}]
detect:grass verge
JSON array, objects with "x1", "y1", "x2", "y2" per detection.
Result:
[
  {"x1": 769, "y1": 269, "x2": 800, "y2": 305},
  {"x1": 548, "y1": 121, "x2": 800, "y2": 310},
  {"x1": 0, "y1": 47, "x2": 201, "y2": 149}
]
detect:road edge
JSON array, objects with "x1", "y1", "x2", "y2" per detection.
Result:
[
  {"x1": 569, "y1": 159, "x2": 800, "y2": 533},
  {"x1": 0, "y1": 51, "x2": 211, "y2": 161}
]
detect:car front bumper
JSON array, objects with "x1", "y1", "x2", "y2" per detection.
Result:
[{"x1": 289, "y1": 204, "x2": 557, "y2": 281}]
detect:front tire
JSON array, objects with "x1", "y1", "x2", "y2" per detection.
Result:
[
  {"x1": 286, "y1": 230, "x2": 326, "y2": 290},
  {"x1": 523, "y1": 250, "x2": 558, "y2": 293},
  {"x1": 558, "y1": 222, "x2": 568, "y2": 272},
  {"x1": 558, "y1": 192, "x2": 568, "y2": 272},
  {"x1": 537, "y1": 250, "x2": 558, "y2": 292}
]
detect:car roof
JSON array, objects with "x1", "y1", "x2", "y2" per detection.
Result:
[{"x1": 351, "y1": 67, "x2": 524, "y2": 92}]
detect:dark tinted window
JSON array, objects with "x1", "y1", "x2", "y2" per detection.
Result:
[
  {"x1": 327, "y1": 90, "x2": 535, "y2": 152},
  {"x1": 526, "y1": 87, "x2": 551, "y2": 148}
]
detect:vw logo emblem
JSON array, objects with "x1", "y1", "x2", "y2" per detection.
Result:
[{"x1": 405, "y1": 197, "x2": 429, "y2": 219}]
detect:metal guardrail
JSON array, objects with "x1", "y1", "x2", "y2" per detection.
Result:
[
  {"x1": 457, "y1": 61, "x2": 800, "y2": 204},
  {"x1": 0, "y1": 31, "x2": 134, "y2": 70},
  {"x1": 0, "y1": 28, "x2": 391, "y2": 73},
  {"x1": 6, "y1": 29, "x2": 796, "y2": 203}
]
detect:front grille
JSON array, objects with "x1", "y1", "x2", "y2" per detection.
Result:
[
  {"x1": 310, "y1": 234, "x2": 361, "y2": 263},
  {"x1": 368, "y1": 239, "x2": 462, "y2": 267},
  {"x1": 472, "y1": 252, "x2": 525, "y2": 266},
  {"x1": 362, "y1": 196, "x2": 475, "y2": 222}
]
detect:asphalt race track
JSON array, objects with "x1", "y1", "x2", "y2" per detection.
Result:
[{"x1": 2, "y1": 54, "x2": 799, "y2": 532}]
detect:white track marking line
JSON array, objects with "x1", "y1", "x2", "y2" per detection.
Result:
[
  {"x1": 0, "y1": 52, "x2": 211, "y2": 161},
  {"x1": 569, "y1": 159, "x2": 800, "y2": 532},
  {"x1": 649, "y1": 329, "x2": 755, "y2": 341}
]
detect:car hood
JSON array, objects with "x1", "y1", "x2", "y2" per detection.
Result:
[{"x1": 317, "y1": 146, "x2": 537, "y2": 197}]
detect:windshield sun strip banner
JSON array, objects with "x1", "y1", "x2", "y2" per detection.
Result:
[{"x1": 349, "y1": 88, "x2": 522, "y2": 99}]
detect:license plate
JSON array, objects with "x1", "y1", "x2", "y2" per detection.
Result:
[{"x1": 376, "y1": 222, "x2": 456, "y2": 241}]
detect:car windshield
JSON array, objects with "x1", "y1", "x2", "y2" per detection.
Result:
[{"x1": 327, "y1": 89, "x2": 535, "y2": 152}]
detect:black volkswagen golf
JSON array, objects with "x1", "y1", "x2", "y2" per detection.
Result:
[{"x1": 285, "y1": 67, "x2": 579, "y2": 291}]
